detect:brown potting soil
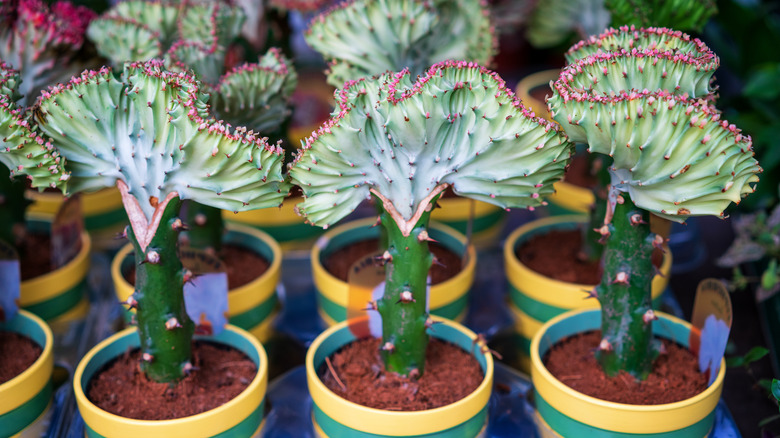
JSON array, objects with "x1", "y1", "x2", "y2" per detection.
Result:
[
  {"x1": 319, "y1": 337, "x2": 483, "y2": 411},
  {"x1": 19, "y1": 233, "x2": 53, "y2": 281},
  {"x1": 125, "y1": 244, "x2": 269, "y2": 290},
  {"x1": 562, "y1": 154, "x2": 598, "y2": 189},
  {"x1": 0, "y1": 331, "x2": 42, "y2": 384},
  {"x1": 323, "y1": 239, "x2": 462, "y2": 285},
  {"x1": 517, "y1": 229, "x2": 601, "y2": 284},
  {"x1": 543, "y1": 330, "x2": 708, "y2": 405},
  {"x1": 87, "y1": 341, "x2": 256, "y2": 420}
]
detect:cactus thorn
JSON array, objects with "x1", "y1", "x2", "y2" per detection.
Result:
[
  {"x1": 642, "y1": 309, "x2": 658, "y2": 324},
  {"x1": 432, "y1": 256, "x2": 446, "y2": 268},
  {"x1": 416, "y1": 230, "x2": 437, "y2": 243},
  {"x1": 381, "y1": 342, "x2": 395, "y2": 353},
  {"x1": 142, "y1": 352, "x2": 154, "y2": 362},
  {"x1": 171, "y1": 218, "x2": 188, "y2": 231},
  {"x1": 145, "y1": 250, "x2": 161, "y2": 264},
  {"x1": 652, "y1": 234, "x2": 667, "y2": 252},
  {"x1": 629, "y1": 214, "x2": 646, "y2": 226},
  {"x1": 182, "y1": 362, "x2": 198, "y2": 375},
  {"x1": 371, "y1": 215, "x2": 381, "y2": 228},
  {"x1": 612, "y1": 271, "x2": 630, "y2": 285},
  {"x1": 194, "y1": 213, "x2": 207, "y2": 226},
  {"x1": 582, "y1": 288, "x2": 598, "y2": 299},
  {"x1": 114, "y1": 229, "x2": 128, "y2": 240},
  {"x1": 599, "y1": 338, "x2": 613, "y2": 352},
  {"x1": 408, "y1": 368, "x2": 421, "y2": 379},
  {"x1": 363, "y1": 300, "x2": 378, "y2": 311},
  {"x1": 122, "y1": 296, "x2": 138, "y2": 309},
  {"x1": 165, "y1": 317, "x2": 182, "y2": 330},
  {"x1": 397, "y1": 290, "x2": 415, "y2": 303}
]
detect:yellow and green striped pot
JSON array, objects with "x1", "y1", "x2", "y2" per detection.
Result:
[
  {"x1": 431, "y1": 198, "x2": 506, "y2": 249},
  {"x1": 531, "y1": 309, "x2": 725, "y2": 437},
  {"x1": 311, "y1": 218, "x2": 477, "y2": 326},
  {"x1": 0, "y1": 310, "x2": 54, "y2": 438},
  {"x1": 516, "y1": 69, "x2": 559, "y2": 124},
  {"x1": 20, "y1": 218, "x2": 91, "y2": 329},
  {"x1": 306, "y1": 317, "x2": 493, "y2": 437},
  {"x1": 223, "y1": 199, "x2": 323, "y2": 251},
  {"x1": 546, "y1": 180, "x2": 594, "y2": 216},
  {"x1": 26, "y1": 187, "x2": 127, "y2": 252},
  {"x1": 112, "y1": 223, "x2": 281, "y2": 344},
  {"x1": 74, "y1": 325, "x2": 268, "y2": 438},
  {"x1": 504, "y1": 216, "x2": 671, "y2": 372}
]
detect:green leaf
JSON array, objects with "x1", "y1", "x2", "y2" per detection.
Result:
[
  {"x1": 743, "y1": 65, "x2": 780, "y2": 101},
  {"x1": 762, "y1": 259, "x2": 780, "y2": 291},
  {"x1": 725, "y1": 355, "x2": 744, "y2": 368},
  {"x1": 744, "y1": 346, "x2": 771, "y2": 365},
  {"x1": 772, "y1": 379, "x2": 780, "y2": 403}
]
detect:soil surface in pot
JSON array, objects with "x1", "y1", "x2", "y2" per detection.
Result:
[
  {"x1": 87, "y1": 340, "x2": 256, "y2": 420},
  {"x1": 543, "y1": 330, "x2": 707, "y2": 404},
  {"x1": 0, "y1": 331, "x2": 42, "y2": 384},
  {"x1": 19, "y1": 233, "x2": 54, "y2": 280},
  {"x1": 319, "y1": 337, "x2": 483, "y2": 411},
  {"x1": 324, "y1": 239, "x2": 462, "y2": 284},
  {"x1": 125, "y1": 244, "x2": 269, "y2": 290},
  {"x1": 517, "y1": 229, "x2": 663, "y2": 285}
]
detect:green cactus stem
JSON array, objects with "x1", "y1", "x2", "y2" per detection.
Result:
[
  {"x1": 33, "y1": 60, "x2": 287, "y2": 382},
  {"x1": 290, "y1": 61, "x2": 573, "y2": 376},
  {"x1": 126, "y1": 194, "x2": 196, "y2": 382},
  {"x1": 182, "y1": 200, "x2": 224, "y2": 254},
  {"x1": 593, "y1": 194, "x2": 660, "y2": 377},
  {"x1": 305, "y1": 0, "x2": 495, "y2": 87}
]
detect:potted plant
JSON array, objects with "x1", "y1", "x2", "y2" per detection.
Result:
[
  {"x1": 529, "y1": 25, "x2": 762, "y2": 436},
  {"x1": 289, "y1": 60, "x2": 572, "y2": 436},
  {"x1": 32, "y1": 59, "x2": 288, "y2": 435},
  {"x1": 303, "y1": 0, "x2": 507, "y2": 248}
]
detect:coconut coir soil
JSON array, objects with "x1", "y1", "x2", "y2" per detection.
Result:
[
  {"x1": 324, "y1": 239, "x2": 462, "y2": 285},
  {"x1": 125, "y1": 244, "x2": 269, "y2": 290},
  {"x1": 0, "y1": 332, "x2": 42, "y2": 384},
  {"x1": 87, "y1": 341, "x2": 256, "y2": 420},
  {"x1": 544, "y1": 330, "x2": 707, "y2": 405},
  {"x1": 320, "y1": 337, "x2": 483, "y2": 411}
]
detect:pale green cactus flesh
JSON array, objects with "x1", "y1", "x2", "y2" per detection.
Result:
[
  {"x1": 112, "y1": 0, "x2": 180, "y2": 43},
  {"x1": 178, "y1": 1, "x2": 246, "y2": 49},
  {"x1": 167, "y1": 40, "x2": 226, "y2": 85},
  {"x1": 565, "y1": 26, "x2": 716, "y2": 65},
  {"x1": 291, "y1": 61, "x2": 572, "y2": 376},
  {"x1": 32, "y1": 60, "x2": 287, "y2": 382},
  {"x1": 606, "y1": 0, "x2": 716, "y2": 32},
  {"x1": 87, "y1": 18, "x2": 164, "y2": 65},
  {"x1": 525, "y1": 0, "x2": 610, "y2": 49},
  {"x1": 305, "y1": 0, "x2": 495, "y2": 87}
]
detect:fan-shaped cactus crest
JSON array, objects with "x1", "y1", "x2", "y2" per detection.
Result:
[
  {"x1": 305, "y1": 0, "x2": 496, "y2": 87},
  {"x1": 290, "y1": 61, "x2": 572, "y2": 375}
]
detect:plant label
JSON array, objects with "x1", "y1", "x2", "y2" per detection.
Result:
[
  {"x1": 179, "y1": 248, "x2": 228, "y2": 336},
  {"x1": 51, "y1": 195, "x2": 84, "y2": 269},
  {"x1": 689, "y1": 278, "x2": 733, "y2": 385},
  {"x1": 0, "y1": 239, "x2": 20, "y2": 322}
]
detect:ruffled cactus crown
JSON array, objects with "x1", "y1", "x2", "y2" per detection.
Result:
[
  {"x1": 305, "y1": 0, "x2": 496, "y2": 87},
  {"x1": 32, "y1": 60, "x2": 288, "y2": 227},
  {"x1": 289, "y1": 60, "x2": 573, "y2": 231},
  {"x1": 548, "y1": 26, "x2": 762, "y2": 222}
]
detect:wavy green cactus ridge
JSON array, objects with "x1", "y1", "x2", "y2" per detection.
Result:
[
  {"x1": 290, "y1": 62, "x2": 573, "y2": 230},
  {"x1": 305, "y1": 0, "x2": 495, "y2": 87},
  {"x1": 210, "y1": 48, "x2": 298, "y2": 134},
  {"x1": 112, "y1": 0, "x2": 181, "y2": 42},
  {"x1": 549, "y1": 87, "x2": 760, "y2": 222},
  {"x1": 32, "y1": 60, "x2": 287, "y2": 383},
  {"x1": 566, "y1": 25, "x2": 717, "y2": 65},
  {"x1": 561, "y1": 48, "x2": 718, "y2": 100},
  {"x1": 87, "y1": 17, "x2": 163, "y2": 66},
  {"x1": 525, "y1": 0, "x2": 610, "y2": 49},
  {"x1": 177, "y1": 1, "x2": 245, "y2": 50},
  {"x1": 606, "y1": 0, "x2": 716, "y2": 33},
  {"x1": 167, "y1": 40, "x2": 226, "y2": 85}
]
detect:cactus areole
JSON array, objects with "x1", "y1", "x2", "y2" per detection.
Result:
[
  {"x1": 548, "y1": 27, "x2": 762, "y2": 379},
  {"x1": 33, "y1": 60, "x2": 287, "y2": 383},
  {"x1": 290, "y1": 61, "x2": 573, "y2": 376}
]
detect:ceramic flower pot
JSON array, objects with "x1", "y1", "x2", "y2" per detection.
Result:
[
  {"x1": 222, "y1": 199, "x2": 323, "y2": 251},
  {"x1": 0, "y1": 310, "x2": 54, "y2": 438},
  {"x1": 306, "y1": 317, "x2": 493, "y2": 437},
  {"x1": 311, "y1": 217, "x2": 476, "y2": 326},
  {"x1": 504, "y1": 216, "x2": 671, "y2": 372},
  {"x1": 113, "y1": 223, "x2": 281, "y2": 343},
  {"x1": 431, "y1": 197, "x2": 506, "y2": 249},
  {"x1": 26, "y1": 187, "x2": 126, "y2": 252},
  {"x1": 531, "y1": 309, "x2": 725, "y2": 437},
  {"x1": 74, "y1": 325, "x2": 268, "y2": 438},
  {"x1": 20, "y1": 218, "x2": 91, "y2": 330}
]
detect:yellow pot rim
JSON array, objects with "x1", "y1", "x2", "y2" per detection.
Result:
[
  {"x1": 504, "y1": 216, "x2": 672, "y2": 309},
  {"x1": 305, "y1": 316, "x2": 493, "y2": 436},
  {"x1": 530, "y1": 308, "x2": 726, "y2": 433},
  {"x1": 0, "y1": 310, "x2": 53, "y2": 414},
  {"x1": 20, "y1": 225, "x2": 91, "y2": 304},
  {"x1": 111, "y1": 223, "x2": 281, "y2": 316},
  {"x1": 431, "y1": 197, "x2": 501, "y2": 221},
  {"x1": 222, "y1": 198, "x2": 303, "y2": 226},
  {"x1": 311, "y1": 218, "x2": 477, "y2": 309},
  {"x1": 73, "y1": 325, "x2": 268, "y2": 437},
  {"x1": 26, "y1": 186, "x2": 122, "y2": 216},
  {"x1": 516, "y1": 69, "x2": 560, "y2": 123},
  {"x1": 549, "y1": 180, "x2": 595, "y2": 212}
]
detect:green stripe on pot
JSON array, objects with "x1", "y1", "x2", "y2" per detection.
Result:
[
  {"x1": 535, "y1": 394, "x2": 714, "y2": 438},
  {"x1": 545, "y1": 202, "x2": 584, "y2": 216},
  {"x1": 83, "y1": 207, "x2": 127, "y2": 233},
  {"x1": 0, "y1": 383, "x2": 52, "y2": 437},
  {"x1": 229, "y1": 293, "x2": 279, "y2": 331},
  {"x1": 312, "y1": 403, "x2": 487, "y2": 438},
  {"x1": 317, "y1": 290, "x2": 347, "y2": 322},
  {"x1": 84, "y1": 400, "x2": 266, "y2": 438},
  {"x1": 22, "y1": 278, "x2": 87, "y2": 321}
]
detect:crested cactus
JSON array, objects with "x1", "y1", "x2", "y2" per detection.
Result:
[
  {"x1": 305, "y1": 0, "x2": 496, "y2": 87},
  {"x1": 548, "y1": 27, "x2": 762, "y2": 378},
  {"x1": 0, "y1": 62, "x2": 68, "y2": 249},
  {"x1": 0, "y1": 0, "x2": 97, "y2": 107},
  {"x1": 32, "y1": 60, "x2": 288, "y2": 382},
  {"x1": 290, "y1": 61, "x2": 573, "y2": 376}
]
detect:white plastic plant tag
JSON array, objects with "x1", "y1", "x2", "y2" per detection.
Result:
[
  {"x1": 0, "y1": 240, "x2": 20, "y2": 322},
  {"x1": 179, "y1": 247, "x2": 228, "y2": 336},
  {"x1": 689, "y1": 278, "x2": 733, "y2": 385}
]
